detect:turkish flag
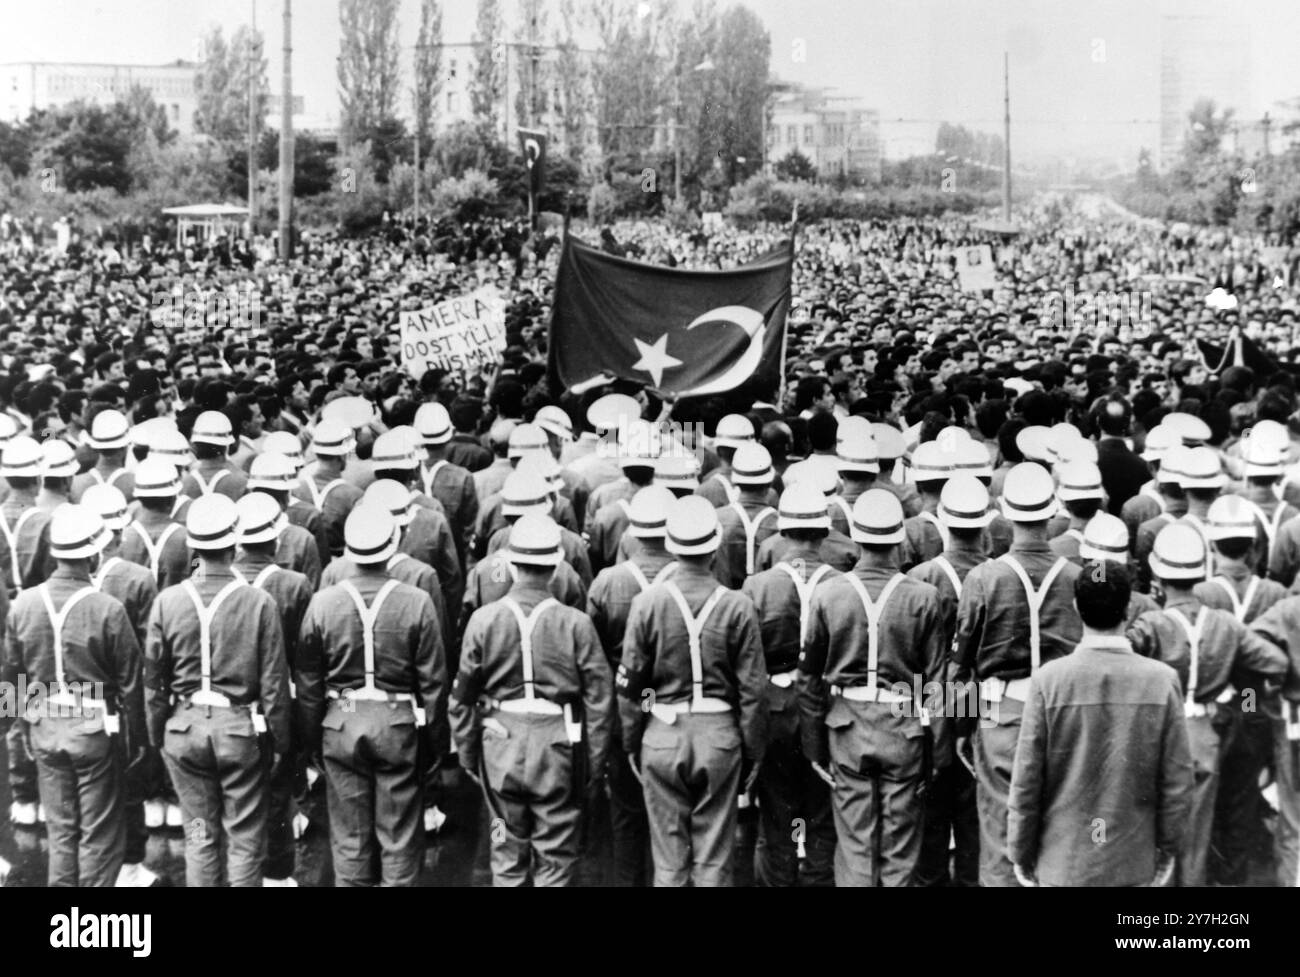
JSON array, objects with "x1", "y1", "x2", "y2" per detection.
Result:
[
  {"x1": 517, "y1": 128, "x2": 547, "y2": 197},
  {"x1": 548, "y1": 235, "x2": 792, "y2": 399}
]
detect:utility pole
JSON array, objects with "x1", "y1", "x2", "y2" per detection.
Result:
[
  {"x1": 1262, "y1": 111, "x2": 1272, "y2": 158},
  {"x1": 413, "y1": 45, "x2": 422, "y2": 225},
  {"x1": 1002, "y1": 51, "x2": 1011, "y2": 222},
  {"x1": 278, "y1": 0, "x2": 293, "y2": 260},
  {"x1": 247, "y1": 0, "x2": 257, "y2": 237}
]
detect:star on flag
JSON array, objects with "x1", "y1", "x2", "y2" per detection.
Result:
[{"x1": 631, "y1": 333, "x2": 682, "y2": 387}]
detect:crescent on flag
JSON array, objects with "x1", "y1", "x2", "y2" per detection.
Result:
[{"x1": 675, "y1": 305, "x2": 766, "y2": 397}]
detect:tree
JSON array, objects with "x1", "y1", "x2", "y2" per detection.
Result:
[
  {"x1": 775, "y1": 149, "x2": 816, "y2": 182},
  {"x1": 1186, "y1": 98, "x2": 1235, "y2": 159},
  {"x1": 513, "y1": 0, "x2": 550, "y2": 130},
  {"x1": 697, "y1": 4, "x2": 769, "y2": 186},
  {"x1": 471, "y1": 0, "x2": 505, "y2": 133},
  {"x1": 338, "y1": 0, "x2": 402, "y2": 148},
  {"x1": 194, "y1": 25, "x2": 268, "y2": 147},
  {"x1": 553, "y1": 0, "x2": 591, "y2": 161},
  {"x1": 413, "y1": 0, "x2": 444, "y2": 160},
  {"x1": 589, "y1": 0, "x2": 672, "y2": 158}
]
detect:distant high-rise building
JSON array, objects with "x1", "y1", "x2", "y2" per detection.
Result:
[
  {"x1": 0, "y1": 61, "x2": 198, "y2": 137},
  {"x1": 1159, "y1": 10, "x2": 1252, "y2": 169}
]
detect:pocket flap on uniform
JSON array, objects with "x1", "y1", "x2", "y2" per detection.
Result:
[
  {"x1": 164, "y1": 716, "x2": 191, "y2": 734},
  {"x1": 641, "y1": 723, "x2": 677, "y2": 749},
  {"x1": 703, "y1": 722, "x2": 741, "y2": 752},
  {"x1": 824, "y1": 698, "x2": 854, "y2": 730},
  {"x1": 320, "y1": 709, "x2": 346, "y2": 731}
]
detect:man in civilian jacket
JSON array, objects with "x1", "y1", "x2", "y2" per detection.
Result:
[{"x1": 1007, "y1": 562, "x2": 1194, "y2": 887}]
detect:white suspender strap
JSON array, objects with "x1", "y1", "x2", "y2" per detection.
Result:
[
  {"x1": 773, "y1": 561, "x2": 834, "y2": 648},
  {"x1": 420, "y1": 459, "x2": 449, "y2": 498},
  {"x1": 387, "y1": 553, "x2": 409, "y2": 570},
  {"x1": 999, "y1": 555, "x2": 1069, "y2": 672},
  {"x1": 919, "y1": 510, "x2": 950, "y2": 551},
  {"x1": 181, "y1": 578, "x2": 248, "y2": 695},
  {"x1": 302, "y1": 474, "x2": 344, "y2": 511},
  {"x1": 499, "y1": 595, "x2": 560, "y2": 702},
  {"x1": 830, "y1": 496, "x2": 854, "y2": 527},
  {"x1": 131, "y1": 521, "x2": 183, "y2": 582},
  {"x1": 1166, "y1": 606, "x2": 1209, "y2": 708},
  {"x1": 1, "y1": 507, "x2": 39, "y2": 590},
  {"x1": 91, "y1": 556, "x2": 122, "y2": 591},
  {"x1": 1241, "y1": 499, "x2": 1287, "y2": 561},
  {"x1": 37, "y1": 584, "x2": 97, "y2": 695},
  {"x1": 663, "y1": 581, "x2": 727, "y2": 706},
  {"x1": 338, "y1": 578, "x2": 402, "y2": 694},
  {"x1": 1064, "y1": 528, "x2": 1085, "y2": 544},
  {"x1": 843, "y1": 573, "x2": 907, "y2": 690},
  {"x1": 1141, "y1": 483, "x2": 1166, "y2": 513},
  {"x1": 729, "y1": 501, "x2": 776, "y2": 576},
  {"x1": 615, "y1": 498, "x2": 631, "y2": 517},
  {"x1": 653, "y1": 562, "x2": 679, "y2": 586},
  {"x1": 91, "y1": 468, "x2": 126, "y2": 488},
  {"x1": 932, "y1": 555, "x2": 962, "y2": 599},
  {"x1": 1183, "y1": 514, "x2": 1215, "y2": 577},
  {"x1": 89, "y1": 469, "x2": 104, "y2": 485},
  {"x1": 623, "y1": 560, "x2": 650, "y2": 591},
  {"x1": 253, "y1": 564, "x2": 280, "y2": 589},
  {"x1": 171, "y1": 497, "x2": 186, "y2": 518},
  {"x1": 194, "y1": 468, "x2": 228, "y2": 496},
  {"x1": 1210, "y1": 576, "x2": 1260, "y2": 623},
  {"x1": 711, "y1": 470, "x2": 738, "y2": 503}
]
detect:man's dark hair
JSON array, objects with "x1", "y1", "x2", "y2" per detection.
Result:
[
  {"x1": 1075, "y1": 561, "x2": 1130, "y2": 630},
  {"x1": 808, "y1": 410, "x2": 838, "y2": 452}
]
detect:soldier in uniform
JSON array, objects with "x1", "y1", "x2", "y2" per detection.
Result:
[
  {"x1": 81, "y1": 484, "x2": 160, "y2": 887},
  {"x1": 618, "y1": 496, "x2": 767, "y2": 886},
  {"x1": 1119, "y1": 425, "x2": 1172, "y2": 544},
  {"x1": 899, "y1": 440, "x2": 953, "y2": 571},
  {"x1": 2, "y1": 435, "x2": 55, "y2": 826},
  {"x1": 1127, "y1": 524, "x2": 1287, "y2": 885},
  {"x1": 181, "y1": 411, "x2": 248, "y2": 502},
  {"x1": 829, "y1": 416, "x2": 879, "y2": 536},
  {"x1": 363, "y1": 478, "x2": 463, "y2": 615},
  {"x1": 741, "y1": 483, "x2": 839, "y2": 886},
  {"x1": 1245, "y1": 592, "x2": 1300, "y2": 886},
  {"x1": 1048, "y1": 461, "x2": 1106, "y2": 565},
  {"x1": 232, "y1": 492, "x2": 315, "y2": 886},
  {"x1": 246, "y1": 453, "x2": 325, "y2": 588},
  {"x1": 955, "y1": 463, "x2": 1083, "y2": 886},
  {"x1": 293, "y1": 420, "x2": 364, "y2": 559},
  {"x1": 714, "y1": 443, "x2": 779, "y2": 590},
  {"x1": 119, "y1": 458, "x2": 194, "y2": 592},
  {"x1": 695, "y1": 414, "x2": 757, "y2": 508},
  {"x1": 144, "y1": 495, "x2": 292, "y2": 887},
  {"x1": 535, "y1": 404, "x2": 589, "y2": 530},
  {"x1": 1133, "y1": 444, "x2": 1191, "y2": 592},
  {"x1": 908, "y1": 474, "x2": 991, "y2": 887},
  {"x1": 1, "y1": 504, "x2": 145, "y2": 886},
  {"x1": 414, "y1": 402, "x2": 479, "y2": 567},
  {"x1": 586, "y1": 420, "x2": 659, "y2": 574},
  {"x1": 298, "y1": 504, "x2": 446, "y2": 887},
  {"x1": 71, "y1": 409, "x2": 135, "y2": 503},
  {"x1": 453, "y1": 513, "x2": 612, "y2": 886},
  {"x1": 587, "y1": 485, "x2": 679, "y2": 886},
  {"x1": 800, "y1": 489, "x2": 945, "y2": 886},
  {"x1": 483, "y1": 470, "x2": 592, "y2": 586}
]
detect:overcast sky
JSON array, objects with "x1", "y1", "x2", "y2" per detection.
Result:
[{"x1": 3, "y1": 0, "x2": 1298, "y2": 164}]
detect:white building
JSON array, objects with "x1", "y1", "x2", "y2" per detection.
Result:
[
  {"x1": 1, "y1": 61, "x2": 198, "y2": 136},
  {"x1": 769, "y1": 86, "x2": 882, "y2": 182}
]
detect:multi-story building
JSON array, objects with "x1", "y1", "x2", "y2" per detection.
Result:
[
  {"x1": 769, "y1": 86, "x2": 882, "y2": 182},
  {"x1": 1, "y1": 61, "x2": 198, "y2": 136}
]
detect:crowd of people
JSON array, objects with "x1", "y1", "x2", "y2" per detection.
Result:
[{"x1": 0, "y1": 193, "x2": 1298, "y2": 887}]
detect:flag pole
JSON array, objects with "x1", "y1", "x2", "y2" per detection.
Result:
[{"x1": 775, "y1": 201, "x2": 798, "y2": 411}]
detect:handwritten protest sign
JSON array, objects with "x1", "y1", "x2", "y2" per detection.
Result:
[{"x1": 400, "y1": 289, "x2": 506, "y2": 377}]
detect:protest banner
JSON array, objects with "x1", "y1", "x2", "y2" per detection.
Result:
[{"x1": 400, "y1": 289, "x2": 506, "y2": 377}]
